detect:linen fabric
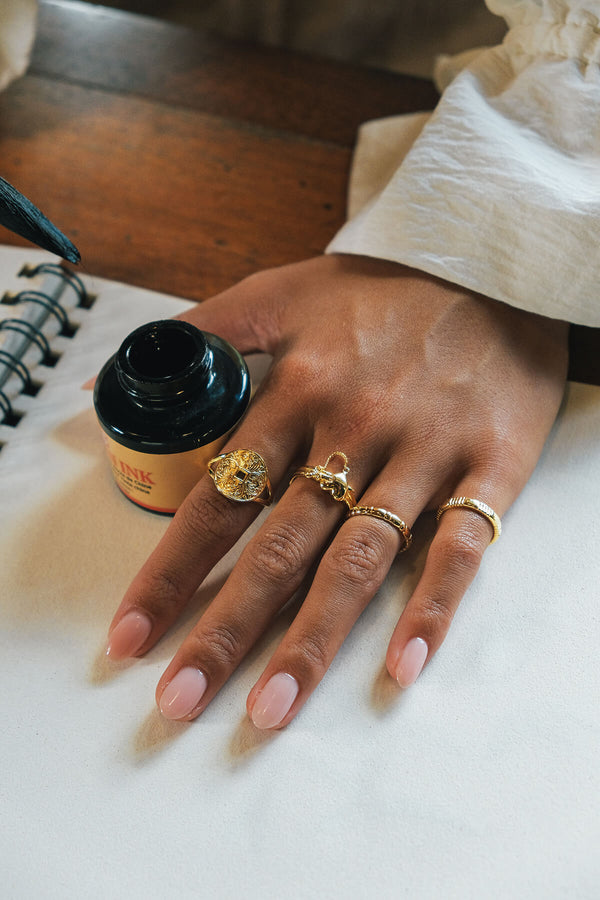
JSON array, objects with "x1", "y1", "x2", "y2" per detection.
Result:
[
  {"x1": 0, "y1": 0, "x2": 36, "y2": 93},
  {"x1": 328, "y1": 0, "x2": 600, "y2": 326}
]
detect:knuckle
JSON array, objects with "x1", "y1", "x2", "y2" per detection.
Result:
[
  {"x1": 436, "y1": 526, "x2": 484, "y2": 577},
  {"x1": 194, "y1": 621, "x2": 245, "y2": 669},
  {"x1": 249, "y1": 521, "x2": 306, "y2": 587},
  {"x1": 326, "y1": 527, "x2": 388, "y2": 593},
  {"x1": 178, "y1": 488, "x2": 240, "y2": 545},
  {"x1": 295, "y1": 632, "x2": 331, "y2": 676},
  {"x1": 143, "y1": 566, "x2": 185, "y2": 613},
  {"x1": 418, "y1": 592, "x2": 456, "y2": 634}
]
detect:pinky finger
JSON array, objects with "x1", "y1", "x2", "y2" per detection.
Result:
[{"x1": 386, "y1": 490, "x2": 505, "y2": 688}]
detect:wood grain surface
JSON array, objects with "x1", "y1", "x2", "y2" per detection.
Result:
[
  {"x1": 0, "y1": 0, "x2": 596, "y2": 382},
  {"x1": 0, "y1": 1, "x2": 437, "y2": 300}
]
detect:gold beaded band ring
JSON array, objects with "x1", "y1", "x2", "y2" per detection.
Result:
[
  {"x1": 347, "y1": 505, "x2": 413, "y2": 552},
  {"x1": 289, "y1": 451, "x2": 356, "y2": 510},
  {"x1": 208, "y1": 449, "x2": 272, "y2": 506},
  {"x1": 436, "y1": 496, "x2": 501, "y2": 544}
]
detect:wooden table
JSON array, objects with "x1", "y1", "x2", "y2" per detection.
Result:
[{"x1": 0, "y1": 0, "x2": 596, "y2": 383}]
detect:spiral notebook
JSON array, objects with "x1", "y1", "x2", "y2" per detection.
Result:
[{"x1": 1, "y1": 243, "x2": 599, "y2": 898}]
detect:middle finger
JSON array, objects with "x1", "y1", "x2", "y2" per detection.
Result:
[
  {"x1": 155, "y1": 447, "x2": 361, "y2": 720},
  {"x1": 245, "y1": 458, "x2": 432, "y2": 729}
]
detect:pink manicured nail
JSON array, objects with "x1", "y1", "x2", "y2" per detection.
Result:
[
  {"x1": 106, "y1": 610, "x2": 152, "y2": 659},
  {"x1": 396, "y1": 637, "x2": 428, "y2": 688},
  {"x1": 251, "y1": 673, "x2": 299, "y2": 730},
  {"x1": 159, "y1": 668, "x2": 208, "y2": 720}
]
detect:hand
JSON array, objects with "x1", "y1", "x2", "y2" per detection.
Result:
[{"x1": 106, "y1": 255, "x2": 568, "y2": 728}]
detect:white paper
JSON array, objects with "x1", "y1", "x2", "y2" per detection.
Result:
[{"x1": 1, "y1": 247, "x2": 598, "y2": 898}]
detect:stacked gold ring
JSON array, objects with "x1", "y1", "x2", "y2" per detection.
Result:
[
  {"x1": 347, "y1": 505, "x2": 413, "y2": 552},
  {"x1": 291, "y1": 451, "x2": 413, "y2": 552}
]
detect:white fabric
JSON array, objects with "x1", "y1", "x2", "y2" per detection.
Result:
[
  {"x1": 328, "y1": 0, "x2": 600, "y2": 327},
  {"x1": 0, "y1": 0, "x2": 36, "y2": 92},
  {"x1": 1, "y1": 246, "x2": 599, "y2": 898}
]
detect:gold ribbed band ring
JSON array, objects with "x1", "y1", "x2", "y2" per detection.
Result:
[{"x1": 436, "y1": 496, "x2": 501, "y2": 544}]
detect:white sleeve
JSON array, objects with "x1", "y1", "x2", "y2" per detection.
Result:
[
  {"x1": 327, "y1": 1, "x2": 600, "y2": 327},
  {"x1": 0, "y1": 0, "x2": 36, "y2": 92}
]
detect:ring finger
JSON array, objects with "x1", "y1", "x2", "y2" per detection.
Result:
[{"x1": 246, "y1": 461, "x2": 430, "y2": 729}]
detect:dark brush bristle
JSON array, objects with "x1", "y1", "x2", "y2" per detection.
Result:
[{"x1": 0, "y1": 176, "x2": 80, "y2": 263}]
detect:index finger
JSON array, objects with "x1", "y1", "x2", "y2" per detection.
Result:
[{"x1": 105, "y1": 395, "x2": 302, "y2": 660}]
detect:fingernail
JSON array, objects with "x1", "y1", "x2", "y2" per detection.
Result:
[
  {"x1": 396, "y1": 637, "x2": 428, "y2": 688},
  {"x1": 106, "y1": 610, "x2": 152, "y2": 659},
  {"x1": 159, "y1": 667, "x2": 208, "y2": 720},
  {"x1": 250, "y1": 673, "x2": 299, "y2": 730}
]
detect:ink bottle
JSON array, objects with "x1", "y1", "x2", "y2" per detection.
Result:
[{"x1": 93, "y1": 319, "x2": 251, "y2": 514}]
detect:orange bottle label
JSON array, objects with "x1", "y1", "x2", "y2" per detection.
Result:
[{"x1": 101, "y1": 432, "x2": 228, "y2": 514}]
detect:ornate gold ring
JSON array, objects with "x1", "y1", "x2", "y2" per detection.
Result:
[
  {"x1": 208, "y1": 449, "x2": 272, "y2": 506},
  {"x1": 289, "y1": 451, "x2": 356, "y2": 510},
  {"x1": 346, "y1": 505, "x2": 413, "y2": 552}
]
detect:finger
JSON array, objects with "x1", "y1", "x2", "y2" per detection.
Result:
[
  {"x1": 154, "y1": 460, "x2": 351, "y2": 721},
  {"x1": 175, "y1": 268, "x2": 285, "y2": 355},
  {"x1": 246, "y1": 465, "x2": 427, "y2": 729},
  {"x1": 385, "y1": 478, "x2": 508, "y2": 689},
  {"x1": 106, "y1": 386, "x2": 305, "y2": 661}
]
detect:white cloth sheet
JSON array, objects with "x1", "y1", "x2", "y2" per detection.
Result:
[
  {"x1": 0, "y1": 0, "x2": 35, "y2": 92},
  {"x1": 2, "y1": 3, "x2": 600, "y2": 896},
  {"x1": 329, "y1": 0, "x2": 600, "y2": 326},
  {"x1": 0, "y1": 248, "x2": 599, "y2": 898}
]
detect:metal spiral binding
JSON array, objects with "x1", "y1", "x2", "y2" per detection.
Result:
[
  {"x1": 20, "y1": 263, "x2": 93, "y2": 308},
  {"x1": 0, "y1": 389, "x2": 13, "y2": 423},
  {"x1": 2, "y1": 290, "x2": 75, "y2": 336},
  {"x1": 0, "y1": 263, "x2": 84, "y2": 430},
  {"x1": 0, "y1": 318, "x2": 55, "y2": 366},
  {"x1": 0, "y1": 349, "x2": 34, "y2": 394}
]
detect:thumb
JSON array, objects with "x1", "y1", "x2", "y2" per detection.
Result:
[
  {"x1": 83, "y1": 276, "x2": 276, "y2": 389},
  {"x1": 175, "y1": 276, "x2": 276, "y2": 356}
]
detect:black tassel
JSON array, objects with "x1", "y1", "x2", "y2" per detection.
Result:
[{"x1": 0, "y1": 176, "x2": 80, "y2": 263}]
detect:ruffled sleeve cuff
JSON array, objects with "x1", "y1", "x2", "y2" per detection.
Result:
[
  {"x1": 327, "y1": 5, "x2": 600, "y2": 327},
  {"x1": 0, "y1": 0, "x2": 37, "y2": 93}
]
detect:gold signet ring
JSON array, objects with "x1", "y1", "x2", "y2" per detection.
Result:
[
  {"x1": 289, "y1": 451, "x2": 356, "y2": 510},
  {"x1": 436, "y1": 496, "x2": 501, "y2": 544},
  {"x1": 208, "y1": 449, "x2": 273, "y2": 506}
]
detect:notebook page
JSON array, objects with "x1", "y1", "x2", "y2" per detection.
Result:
[{"x1": 1, "y1": 246, "x2": 599, "y2": 898}]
